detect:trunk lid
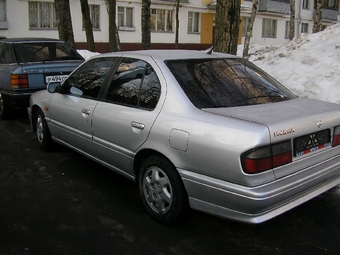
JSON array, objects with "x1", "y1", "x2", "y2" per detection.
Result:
[
  {"x1": 203, "y1": 97, "x2": 340, "y2": 178},
  {"x1": 20, "y1": 60, "x2": 83, "y2": 89}
]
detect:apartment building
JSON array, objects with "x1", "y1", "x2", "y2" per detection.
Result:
[{"x1": 0, "y1": 0, "x2": 339, "y2": 51}]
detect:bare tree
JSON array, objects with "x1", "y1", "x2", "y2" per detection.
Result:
[
  {"x1": 313, "y1": 0, "x2": 322, "y2": 33},
  {"x1": 141, "y1": 0, "x2": 151, "y2": 50},
  {"x1": 289, "y1": 0, "x2": 295, "y2": 40},
  {"x1": 242, "y1": 0, "x2": 258, "y2": 58},
  {"x1": 104, "y1": 0, "x2": 120, "y2": 51},
  {"x1": 175, "y1": 0, "x2": 180, "y2": 49},
  {"x1": 80, "y1": 0, "x2": 95, "y2": 51},
  {"x1": 55, "y1": 0, "x2": 75, "y2": 48},
  {"x1": 214, "y1": 0, "x2": 241, "y2": 55}
]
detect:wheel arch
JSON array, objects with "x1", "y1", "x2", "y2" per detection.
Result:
[
  {"x1": 30, "y1": 105, "x2": 41, "y2": 132},
  {"x1": 133, "y1": 149, "x2": 179, "y2": 183}
]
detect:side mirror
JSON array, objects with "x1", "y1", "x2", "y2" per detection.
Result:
[{"x1": 47, "y1": 82, "x2": 61, "y2": 93}]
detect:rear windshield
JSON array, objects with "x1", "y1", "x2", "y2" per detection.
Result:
[
  {"x1": 13, "y1": 42, "x2": 83, "y2": 63},
  {"x1": 166, "y1": 58, "x2": 296, "y2": 109}
]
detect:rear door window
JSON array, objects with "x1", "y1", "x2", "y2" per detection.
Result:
[{"x1": 105, "y1": 57, "x2": 161, "y2": 110}]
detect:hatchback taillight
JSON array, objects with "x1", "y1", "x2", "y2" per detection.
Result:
[
  {"x1": 241, "y1": 141, "x2": 292, "y2": 174},
  {"x1": 332, "y1": 126, "x2": 340, "y2": 147},
  {"x1": 10, "y1": 74, "x2": 29, "y2": 89}
]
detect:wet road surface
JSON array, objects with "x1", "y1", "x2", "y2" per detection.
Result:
[{"x1": 1, "y1": 111, "x2": 340, "y2": 255}]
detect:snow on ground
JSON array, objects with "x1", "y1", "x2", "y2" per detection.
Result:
[
  {"x1": 78, "y1": 23, "x2": 340, "y2": 104},
  {"x1": 240, "y1": 23, "x2": 340, "y2": 104}
]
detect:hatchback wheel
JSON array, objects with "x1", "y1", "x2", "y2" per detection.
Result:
[
  {"x1": 138, "y1": 155, "x2": 188, "y2": 224},
  {"x1": 35, "y1": 108, "x2": 52, "y2": 150}
]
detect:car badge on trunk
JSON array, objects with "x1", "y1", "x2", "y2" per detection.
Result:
[{"x1": 317, "y1": 120, "x2": 323, "y2": 128}]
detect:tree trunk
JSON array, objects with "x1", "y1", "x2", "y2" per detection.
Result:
[
  {"x1": 313, "y1": 0, "x2": 322, "y2": 33},
  {"x1": 141, "y1": 0, "x2": 151, "y2": 50},
  {"x1": 105, "y1": 0, "x2": 120, "y2": 52},
  {"x1": 214, "y1": 0, "x2": 241, "y2": 55},
  {"x1": 80, "y1": 0, "x2": 95, "y2": 51},
  {"x1": 54, "y1": 0, "x2": 75, "y2": 48},
  {"x1": 289, "y1": 0, "x2": 295, "y2": 40},
  {"x1": 175, "y1": 0, "x2": 180, "y2": 49},
  {"x1": 242, "y1": 0, "x2": 258, "y2": 58}
]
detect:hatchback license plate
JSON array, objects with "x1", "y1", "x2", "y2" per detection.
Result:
[
  {"x1": 45, "y1": 75, "x2": 68, "y2": 84},
  {"x1": 294, "y1": 129, "x2": 331, "y2": 157}
]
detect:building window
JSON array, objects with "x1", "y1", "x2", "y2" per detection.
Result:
[
  {"x1": 301, "y1": 22, "x2": 309, "y2": 33},
  {"x1": 0, "y1": 0, "x2": 6, "y2": 22},
  {"x1": 29, "y1": 1, "x2": 57, "y2": 29},
  {"x1": 242, "y1": 17, "x2": 249, "y2": 35},
  {"x1": 302, "y1": 0, "x2": 309, "y2": 9},
  {"x1": 285, "y1": 21, "x2": 290, "y2": 39},
  {"x1": 262, "y1": 18, "x2": 277, "y2": 38},
  {"x1": 118, "y1": 6, "x2": 133, "y2": 30},
  {"x1": 151, "y1": 9, "x2": 173, "y2": 32},
  {"x1": 188, "y1": 12, "x2": 200, "y2": 33},
  {"x1": 89, "y1": 5, "x2": 100, "y2": 30},
  {"x1": 327, "y1": 0, "x2": 335, "y2": 8}
]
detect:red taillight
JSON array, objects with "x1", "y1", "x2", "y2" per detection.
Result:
[
  {"x1": 332, "y1": 126, "x2": 340, "y2": 147},
  {"x1": 10, "y1": 74, "x2": 29, "y2": 89},
  {"x1": 242, "y1": 141, "x2": 292, "y2": 174}
]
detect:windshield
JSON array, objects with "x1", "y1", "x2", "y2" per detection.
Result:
[
  {"x1": 13, "y1": 41, "x2": 84, "y2": 63},
  {"x1": 166, "y1": 58, "x2": 296, "y2": 109}
]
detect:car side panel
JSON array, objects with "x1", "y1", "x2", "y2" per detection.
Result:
[
  {"x1": 91, "y1": 102, "x2": 161, "y2": 176},
  {"x1": 48, "y1": 93, "x2": 98, "y2": 156}
]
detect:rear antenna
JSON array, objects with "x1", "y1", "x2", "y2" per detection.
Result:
[{"x1": 206, "y1": 26, "x2": 229, "y2": 55}]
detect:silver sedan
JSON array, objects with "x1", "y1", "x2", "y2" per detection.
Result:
[{"x1": 28, "y1": 50, "x2": 340, "y2": 224}]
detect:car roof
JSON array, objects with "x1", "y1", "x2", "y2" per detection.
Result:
[
  {"x1": 96, "y1": 49, "x2": 240, "y2": 62},
  {"x1": 1, "y1": 38, "x2": 63, "y2": 43}
]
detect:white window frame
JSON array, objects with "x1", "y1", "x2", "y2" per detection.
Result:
[
  {"x1": 151, "y1": 9, "x2": 173, "y2": 32},
  {"x1": 242, "y1": 17, "x2": 249, "y2": 36},
  {"x1": 188, "y1": 12, "x2": 200, "y2": 33},
  {"x1": 301, "y1": 22, "x2": 309, "y2": 33},
  {"x1": 29, "y1": 1, "x2": 57, "y2": 30},
  {"x1": 118, "y1": 6, "x2": 134, "y2": 31},
  {"x1": 302, "y1": 0, "x2": 309, "y2": 10},
  {"x1": 89, "y1": 4, "x2": 100, "y2": 30},
  {"x1": 0, "y1": 0, "x2": 6, "y2": 22},
  {"x1": 285, "y1": 21, "x2": 290, "y2": 39},
  {"x1": 262, "y1": 18, "x2": 277, "y2": 38},
  {"x1": 0, "y1": 0, "x2": 7, "y2": 29}
]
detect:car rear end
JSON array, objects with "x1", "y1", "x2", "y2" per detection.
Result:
[
  {"x1": 0, "y1": 38, "x2": 83, "y2": 113},
  {"x1": 189, "y1": 98, "x2": 340, "y2": 223},
  {"x1": 161, "y1": 52, "x2": 340, "y2": 223}
]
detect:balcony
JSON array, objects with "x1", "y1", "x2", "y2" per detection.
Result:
[
  {"x1": 319, "y1": 8, "x2": 339, "y2": 21},
  {"x1": 258, "y1": 0, "x2": 290, "y2": 15}
]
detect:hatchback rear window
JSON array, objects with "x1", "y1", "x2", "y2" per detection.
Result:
[
  {"x1": 166, "y1": 58, "x2": 296, "y2": 109},
  {"x1": 13, "y1": 42, "x2": 83, "y2": 63}
]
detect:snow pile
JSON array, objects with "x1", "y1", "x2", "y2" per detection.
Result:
[{"x1": 244, "y1": 23, "x2": 340, "y2": 104}]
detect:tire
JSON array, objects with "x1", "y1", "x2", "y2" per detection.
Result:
[
  {"x1": 35, "y1": 108, "x2": 53, "y2": 150},
  {"x1": 0, "y1": 92, "x2": 10, "y2": 120},
  {"x1": 138, "y1": 155, "x2": 189, "y2": 224}
]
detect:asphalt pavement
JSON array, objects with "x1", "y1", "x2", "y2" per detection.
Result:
[{"x1": 1, "y1": 109, "x2": 340, "y2": 255}]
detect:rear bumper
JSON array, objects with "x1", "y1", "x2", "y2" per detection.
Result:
[
  {"x1": 179, "y1": 153, "x2": 340, "y2": 223},
  {"x1": 0, "y1": 88, "x2": 45, "y2": 106}
]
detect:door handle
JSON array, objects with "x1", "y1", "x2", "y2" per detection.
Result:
[
  {"x1": 81, "y1": 108, "x2": 91, "y2": 115},
  {"x1": 131, "y1": 121, "x2": 145, "y2": 130}
]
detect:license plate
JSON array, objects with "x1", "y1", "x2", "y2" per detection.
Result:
[
  {"x1": 45, "y1": 75, "x2": 68, "y2": 84},
  {"x1": 294, "y1": 129, "x2": 331, "y2": 157}
]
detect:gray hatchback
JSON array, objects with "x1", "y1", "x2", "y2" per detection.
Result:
[{"x1": 0, "y1": 38, "x2": 83, "y2": 119}]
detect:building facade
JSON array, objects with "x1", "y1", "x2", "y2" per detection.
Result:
[{"x1": 0, "y1": 0, "x2": 339, "y2": 52}]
